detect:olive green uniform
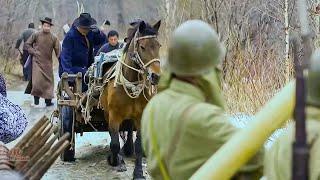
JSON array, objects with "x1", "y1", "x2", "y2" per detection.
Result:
[
  {"x1": 264, "y1": 107, "x2": 320, "y2": 180},
  {"x1": 264, "y1": 49, "x2": 320, "y2": 180},
  {"x1": 142, "y1": 20, "x2": 262, "y2": 180},
  {"x1": 142, "y1": 79, "x2": 263, "y2": 179}
]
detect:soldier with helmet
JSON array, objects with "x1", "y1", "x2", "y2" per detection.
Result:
[
  {"x1": 264, "y1": 49, "x2": 320, "y2": 180},
  {"x1": 141, "y1": 20, "x2": 263, "y2": 180}
]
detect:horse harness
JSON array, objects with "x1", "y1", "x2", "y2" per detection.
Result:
[{"x1": 114, "y1": 30, "x2": 160, "y2": 100}]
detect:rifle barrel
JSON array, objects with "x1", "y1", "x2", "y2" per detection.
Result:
[{"x1": 292, "y1": 26, "x2": 309, "y2": 180}]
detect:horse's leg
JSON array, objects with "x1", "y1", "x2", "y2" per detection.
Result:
[
  {"x1": 122, "y1": 120, "x2": 134, "y2": 157},
  {"x1": 108, "y1": 113, "x2": 127, "y2": 172},
  {"x1": 108, "y1": 127, "x2": 120, "y2": 166},
  {"x1": 133, "y1": 130, "x2": 145, "y2": 179}
]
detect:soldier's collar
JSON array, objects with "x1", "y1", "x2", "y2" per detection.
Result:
[{"x1": 170, "y1": 78, "x2": 206, "y2": 101}]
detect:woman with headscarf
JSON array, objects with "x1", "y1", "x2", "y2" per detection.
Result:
[{"x1": 0, "y1": 74, "x2": 28, "y2": 144}]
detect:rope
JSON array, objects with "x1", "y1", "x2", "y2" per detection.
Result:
[
  {"x1": 84, "y1": 70, "x2": 90, "y2": 85},
  {"x1": 98, "y1": 32, "x2": 159, "y2": 101},
  {"x1": 144, "y1": 58, "x2": 160, "y2": 69},
  {"x1": 87, "y1": 121, "x2": 98, "y2": 132},
  {"x1": 143, "y1": 88, "x2": 150, "y2": 101},
  {"x1": 50, "y1": 110, "x2": 59, "y2": 124},
  {"x1": 70, "y1": 107, "x2": 75, "y2": 150},
  {"x1": 119, "y1": 65, "x2": 146, "y2": 99},
  {"x1": 118, "y1": 55, "x2": 144, "y2": 74},
  {"x1": 135, "y1": 35, "x2": 157, "y2": 41},
  {"x1": 116, "y1": 60, "x2": 158, "y2": 100}
]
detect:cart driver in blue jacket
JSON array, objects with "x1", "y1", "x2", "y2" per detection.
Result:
[
  {"x1": 58, "y1": 13, "x2": 106, "y2": 161},
  {"x1": 59, "y1": 13, "x2": 107, "y2": 90}
]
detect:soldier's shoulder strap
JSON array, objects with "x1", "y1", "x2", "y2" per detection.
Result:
[
  {"x1": 165, "y1": 102, "x2": 198, "y2": 161},
  {"x1": 149, "y1": 102, "x2": 198, "y2": 180}
]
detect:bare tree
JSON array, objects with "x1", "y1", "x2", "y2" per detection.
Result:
[{"x1": 0, "y1": 0, "x2": 163, "y2": 73}]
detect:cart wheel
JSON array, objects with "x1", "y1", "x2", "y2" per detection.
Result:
[{"x1": 59, "y1": 106, "x2": 75, "y2": 162}]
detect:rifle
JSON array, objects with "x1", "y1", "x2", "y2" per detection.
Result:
[
  {"x1": 292, "y1": 35, "x2": 309, "y2": 180},
  {"x1": 292, "y1": 0, "x2": 312, "y2": 179}
]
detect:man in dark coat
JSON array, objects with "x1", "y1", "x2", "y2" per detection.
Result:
[
  {"x1": 25, "y1": 17, "x2": 60, "y2": 107},
  {"x1": 59, "y1": 13, "x2": 108, "y2": 161},
  {"x1": 59, "y1": 13, "x2": 107, "y2": 83},
  {"x1": 15, "y1": 23, "x2": 36, "y2": 81},
  {"x1": 97, "y1": 30, "x2": 124, "y2": 55},
  {"x1": 93, "y1": 31, "x2": 107, "y2": 56}
]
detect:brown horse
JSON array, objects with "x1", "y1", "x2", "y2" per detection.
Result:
[{"x1": 100, "y1": 20, "x2": 161, "y2": 179}]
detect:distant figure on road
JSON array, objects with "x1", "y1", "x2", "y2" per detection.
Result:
[
  {"x1": 97, "y1": 30, "x2": 124, "y2": 55},
  {"x1": 100, "y1": 19, "x2": 111, "y2": 35},
  {"x1": 15, "y1": 23, "x2": 36, "y2": 81},
  {"x1": 0, "y1": 73, "x2": 28, "y2": 144},
  {"x1": 97, "y1": 19, "x2": 110, "y2": 51},
  {"x1": 25, "y1": 17, "x2": 60, "y2": 107}
]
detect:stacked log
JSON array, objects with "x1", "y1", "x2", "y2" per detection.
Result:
[{"x1": 0, "y1": 116, "x2": 70, "y2": 180}]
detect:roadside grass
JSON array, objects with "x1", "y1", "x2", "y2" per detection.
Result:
[
  {"x1": 222, "y1": 45, "x2": 294, "y2": 115},
  {"x1": 159, "y1": 40, "x2": 294, "y2": 117},
  {"x1": 0, "y1": 57, "x2": 24, "y2": 88}
]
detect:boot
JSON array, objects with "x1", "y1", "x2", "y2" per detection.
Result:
[
  {"x1": 32, "y1": 96, "x2": 41, "y2": 108},
  {"x1": 45, "y1": 99, "x2": 54, "y2": 107},
  {"x1": 34, "y1": 96, "x2": 40, "y2": 105}
]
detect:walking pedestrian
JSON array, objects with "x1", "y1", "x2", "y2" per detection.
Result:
[
  {"x1": 25, "y1": 17, "x2": 60, "y2": 107},
  {"x1": 15, "y1": 23, "x2": 36, "y2": 81}
]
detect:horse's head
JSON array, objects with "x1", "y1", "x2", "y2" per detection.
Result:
[{"x1": 126, "y1": 20, "x2": 161, "y2": 85}]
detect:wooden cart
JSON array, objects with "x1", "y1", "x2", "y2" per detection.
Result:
[{"x1": 55, "y1": 72, "x2": 132, "y2": 161}]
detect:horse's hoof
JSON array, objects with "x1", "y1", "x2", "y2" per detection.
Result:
[
  {"x1": 108, "y1": 154, "x2": 127, "y2": 172},
  {"x1": 118, "y1": 155, "x2": 127, "y2": 172},
  {"x1": 133, "y1": 169, "x2": 145, "y2": 180},
  {"x1": 115, "y1": 162, "x2": 127, "y2": 172},
  {"x1": 111, "y1": 155, "x2": 127, "y2": 172},
  {"x1": 107, "y1": 154, "x2": 117, "y2": 166},
  {"x1": 133, "y1": 175, "x2": 146, "y2": 180}
]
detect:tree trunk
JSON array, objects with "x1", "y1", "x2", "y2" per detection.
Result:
[{"x1": 284, "y1": 0, "x2": 290, "y2": 82}]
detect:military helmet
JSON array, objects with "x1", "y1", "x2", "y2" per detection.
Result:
[
  {"x1": 307, "y1": 49, "x2": 320, "y2": 107},
  {"x1": 168, "y1": 20, "x2": 225, "y2": 76}
]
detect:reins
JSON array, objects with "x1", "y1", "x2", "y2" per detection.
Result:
[{"x1": 115, "y1": 30, "x2": 160, "y2": 100}]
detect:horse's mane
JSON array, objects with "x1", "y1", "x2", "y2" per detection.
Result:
[{"x1": 123, "y1": 22, "x2": 158, "y2": 52}]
